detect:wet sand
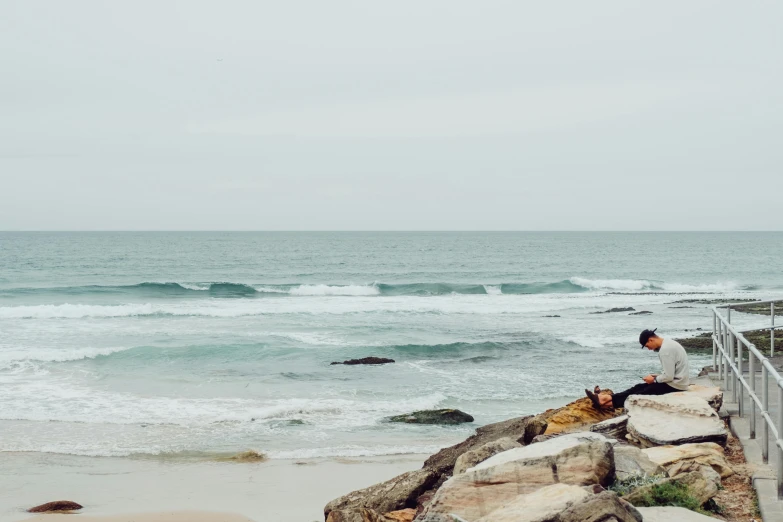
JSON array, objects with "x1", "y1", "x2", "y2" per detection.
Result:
[{"x1": 1, "y1": 452, "x2": 426, "y2": 522}]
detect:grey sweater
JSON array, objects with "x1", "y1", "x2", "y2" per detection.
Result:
[{"x1": 655, "y1": 337, "x2": 690, "y2": 390}]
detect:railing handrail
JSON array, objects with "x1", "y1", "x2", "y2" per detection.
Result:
[{"x1": 712, "y1": 301, "x2": 783, "y2": 498}]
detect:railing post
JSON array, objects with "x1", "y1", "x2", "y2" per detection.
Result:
[
  {"x1": 737, "y1": 337, "x2": 744, "y2": 417},
  {"x1": 763, "y1": 366, "x2": 770, "y2": 463},
  {"x1": 749, "y1": 350, "x2": 756, "y2": 438},
  {"x1": 712, "y1": 310, "x2": 717, "y2": 371},
  {"x1": 777, "y1": 382, "x2": 783, "y2": 499},
  {"x1": 731, "y1": 333, "x2": 737, "y2": 402},
  {"x1": 773, "y1": 302, "x2": 776, "y2": 357},
  {"x1": 719, "y1": 320, "x2": 725, "y2": 381},
  {"x1": 725, "y1": 329, "x2": 731, "y2": 391}
]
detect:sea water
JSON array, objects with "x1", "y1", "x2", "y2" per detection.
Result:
[{"x1": 1, "y1": 232, "x2": 781, "y2": 460}]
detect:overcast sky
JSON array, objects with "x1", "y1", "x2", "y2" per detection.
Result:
[{"x1": 1, "y1": 1, "x2": 781, "y2": 230}]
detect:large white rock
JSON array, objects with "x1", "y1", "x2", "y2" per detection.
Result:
[
  {"x1": 683, "y1": 385, "x2": 723, "y2": 411},
  {"x1": 636, "y1": 506, "x2": 722, "y2": 521},
  {"x1": 625, "y1": 394, "x2": 727, "y2": 448},
  {"x1": 474, "y1": 483, "x2": 589, "y2": 522},
  {"x1": 643, "y1": 443, "x2": 733, "y2": 478},
  {"x1": 415, "y1": 433, "x2": 615, "y2": 522},
  {"x1": 470, "y1": 431, "x2": 613, "y2": 471}
]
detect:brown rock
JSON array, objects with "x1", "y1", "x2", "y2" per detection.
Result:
[
  {"x1": 324, "y1": 469, "x2": 438, "y2": 519},
  {"x1": 421, "y1": 414, "x2": 547, "y2": 478},
  {"x1": 383, "y1": 509, "x2": 416, "y2": 522},
  {"x1": 28, "y1": 501, "x2": 83, "y2": 513},
  {"x1": 541, "y1": 393, "x2": 621, "y2": 434}
]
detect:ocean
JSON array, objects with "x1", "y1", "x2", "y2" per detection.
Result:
[{"x1": 1, "y1": 232, "x2": 781, "y2": 461}]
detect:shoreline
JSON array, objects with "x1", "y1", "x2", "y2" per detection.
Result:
[{"x1": 0, "y1": 452, "x2": 428, "y2": 522}]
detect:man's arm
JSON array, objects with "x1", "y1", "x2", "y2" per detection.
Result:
[{"x1": 655, "y1": 350, "x2": 676, "y2": 384}]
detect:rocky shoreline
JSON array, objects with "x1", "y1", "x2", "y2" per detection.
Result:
[{"x1": 323, "y1": 383, "x2": 745, "y2": 522}]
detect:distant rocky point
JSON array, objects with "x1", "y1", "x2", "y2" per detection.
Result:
[
  {"x1": 590, "y1": 307, "x2": 635, "y2": 314},
  {"x1": 331, "y1": 357, "x2": 395, "y2": 365}
]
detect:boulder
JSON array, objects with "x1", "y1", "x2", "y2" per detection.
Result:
[
  {"x1": 415, "y1": 433, "x2": 615, "y2": 522},
  {"x1": 613, "y1": 445, "x2": 666, "y2": 481},
  {"x1": 327, "y1": 508, "x2": 415, "y2": 522},
  {"x1": 28, "y1": 501, "x2": 83, "y2": 513},
  {"x1": 542, "y1": 394, "x2": 621, "y2": 434},
  {"x1": 474, "y1": 483, "x2": 589, "y2": 522},
  {"x1": 625, "y1": 394, "x2": 727, "y2": 448},
  {"x1": 555, "y1": 491, "x2": 643, "y2": 522},
  {"x1": 591, "y1": 415, "x2": 628, "y2": 440},
  {"x1": 683, "y1": 385, "x2": 723, "y2": 411},
  {"x1": 630, "y1": 311, "x2": 653, "y2": 315},
  {"x1": 331, "y1": 357, "x2": 395, "y2": 365},
  {"x1": 636, "y1": 506, "x2": 721, "y2": 521},
  {"x1": 453, "y1": 437, "x2": 521, "y2": 474},
  {"x1": 622, "y1": 470, "x2": 718, "y2": 507},
  {"x1": 388, "y1": 409, "x2": 473, "y2": 425},
  {"x1": 325, "y1": 468, "x2": 438, "y2": 518},
  {"x1": 643, "y1": 443, "x2": 733, "y2": 479},
  {"x1": 422, "y1": 414, "x2": 547, "y2": 477}
]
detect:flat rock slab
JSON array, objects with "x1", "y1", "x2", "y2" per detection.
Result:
[
  {"x1": 683, "y1": 385, "x2": 723, "y2": 411},
  {"x1": 415, "y1": 433, "x2": 615, "y2": 522},
  {"x1": 625, "y1": 394, "x2": 727, "y2": 448},
  {"x1": 590, "y1": 414, "x2": 628, "y2": 440},
  {"x1": 636, "y1": 506, "x2": 722, "y2": 521},
  {"x1": 474, "y1": 483, "x2": 589, "y2": 522},
  {"x1": 643, "y1": 442, "x2": 733, "y2": 479}
]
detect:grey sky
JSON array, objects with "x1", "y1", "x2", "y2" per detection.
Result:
[{"x1": 1, "y1": 1, "x2": 781, "y2": 230}]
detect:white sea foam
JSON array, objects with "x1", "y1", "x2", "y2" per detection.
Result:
[
  {"x1": 0, "y1": 346, "x2": 132, "y2": 370},
  {"x1": 178, "y1": 282, "x2": 211, "y2": 291},
  {"x1": 288, "y1": 284, "x2": 381, "y2": 296},
  {"x1": 483, "y1": 285, "x2": 503, "y2": 295},
  {"x1": 570, "y1": 277, "x2": 740, "y2": 293}
]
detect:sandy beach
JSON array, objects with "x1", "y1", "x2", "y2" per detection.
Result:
[{"x1": 1, "y1": 452, "x2": 426, "y2": 522}]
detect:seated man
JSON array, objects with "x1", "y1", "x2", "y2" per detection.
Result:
[{"x1": 586, "y1": 328, "x2": 690, "y2": 410}]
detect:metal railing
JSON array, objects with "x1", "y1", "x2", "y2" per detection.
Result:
[{"x1": 712, "y1": 299, "x2": 783, "y2": 497}]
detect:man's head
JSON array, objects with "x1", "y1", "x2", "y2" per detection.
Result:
[{"x1": 639, "y1": 328, "x2": 663, "y2": 350}]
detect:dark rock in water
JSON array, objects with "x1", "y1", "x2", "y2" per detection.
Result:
[
  {"x1": 28, "y1": 501, "x2": 83, "y2": 513},
  {"x1": 629, "y1": 311, "x2": 653, "y2": 315},
  {"x1": 590, "y1": 307, "x2": 635, "y2": 314},
  {"x1": 543, "y1": 315, "x2": 561, "y2": 318},
  {"x1": 669, "y1": 306, "x2": 695, "y2": 309},
  {"x1": 331, "y1": 357, "x2": 395, "y2": 366},
  {"x1": 388, "y1": 409, "x2": 473, "y2": 425}
]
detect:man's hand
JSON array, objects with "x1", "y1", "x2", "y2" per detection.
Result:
[{"x1": 643, "y1": 374, "x2": 656, "y2": 384}]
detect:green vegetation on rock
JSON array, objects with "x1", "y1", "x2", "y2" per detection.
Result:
[{"x1": 626, "y1": 479, "x2": 701, "y2": 511}]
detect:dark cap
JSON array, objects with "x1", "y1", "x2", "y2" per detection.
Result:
[{"x1": 639, "y1": 328, "x2": 658, "y2": 348}]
